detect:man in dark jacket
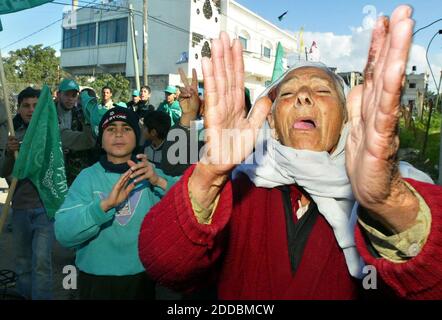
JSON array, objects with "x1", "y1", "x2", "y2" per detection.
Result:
[{"x1": 133, "y1": 86, "x2": 155, "y2": 119}]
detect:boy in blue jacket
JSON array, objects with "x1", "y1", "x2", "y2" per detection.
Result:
[{"x1": 55, "y1": 107, "x2": 176, "y2": 300}]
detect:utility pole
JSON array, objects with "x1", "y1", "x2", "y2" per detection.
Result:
[
  {"x1": 0, "y1": 48, "x2": 18, "y2": 234},
  {"x1": 422, "y1": 90, "x2": 435, "y2": 159},
  {"x1": 143, "y1": 0, "x2": 148, "y2": 86},
  {"x1": 129, "y1": 4, "x2": 140, "y2": 91}
]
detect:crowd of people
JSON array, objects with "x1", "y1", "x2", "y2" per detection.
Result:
[
  {"x1": 1, "y1": 68, "x2": 204, "y2": 299},
  {"x1": 1, "y1": 5, "x2": 442, "y2": 300}
]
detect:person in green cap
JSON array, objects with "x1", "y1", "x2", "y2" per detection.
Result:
[
  {"x1": 157, "y1": 85, "x2": 182, "y2": 126},
  {"x1": 126, "y1": 89, "x2": 140, "y2": 112},
  {"x1": 56, "y1": 78, "x2": 96, "y2": 185}
]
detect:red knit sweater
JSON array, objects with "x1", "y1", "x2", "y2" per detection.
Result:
[{"x1": 139, "y1": 165, "x2": 442, "y2": 299}]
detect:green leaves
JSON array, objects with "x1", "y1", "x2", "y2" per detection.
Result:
[
  {"x1": 75, "y1": 73, "x2": 131, "y2": 103},
  {"x1": 3, "y1": 44, "x2": 61, "y2": 93}
]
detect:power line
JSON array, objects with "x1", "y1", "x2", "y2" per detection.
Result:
[
  {"x1": 50, "y1": 0, "x2": 292, "y2": 57},
  {"x1": 413, "y1": 18, "x2": 442, "y2": 37},
  {"x1": 52, "y1": 0, "x2": 141, "y2": 15},
  {"x1": 74, "y1": 0, "x2": 296, "y2": 46},
  {"x1": 52, "y1": 1, "x2": 193, "y2": 35},
  {"x1": 1, "y1": 0, "x2": 100, "y2": 50},
  {"x1": 425, "y1": 30, "x2": 442, "y2": 90},
  {"x1": 1, "y1": 19, "x2": 62, "y2": 50},
  {"x1": 47, "y1": 2, "x2": 204, "y2": 50},
  {"x1": 412, "y1": 17, "x2": 442, "y2": 92},
  {"x1": 5, "y1": 0, "x2": 293, "y2": 61}
]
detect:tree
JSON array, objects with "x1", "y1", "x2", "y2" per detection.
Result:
[
  {"x1": 3, "y1": 45, "x2": 62, "y2": 94},
  {"x1": 75, "y1": 73, "x2": 130, "y2": 103}
]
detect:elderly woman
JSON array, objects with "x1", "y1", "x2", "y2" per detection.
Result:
[{"x1": 138, "y1": 6, "x2": 442, "y2": 299}]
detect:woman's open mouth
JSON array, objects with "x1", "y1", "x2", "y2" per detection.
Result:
[{"x1": 293, "y1": 118, "x2": 317, "y2": 130}]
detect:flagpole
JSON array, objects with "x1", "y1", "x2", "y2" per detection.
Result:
[{"x1": 0, "y1": 48, "x2": 18, "y2": 234}]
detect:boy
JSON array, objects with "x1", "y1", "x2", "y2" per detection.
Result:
[
  {"x1": 1, "y1": 87, "x2": 54, "y2": 300},
  {"x1": 143, "y1": 110, "x2": 171, "y2": 168},
  {"x1": 54, "y1": 107, "x2": 176, "y2": 300}
]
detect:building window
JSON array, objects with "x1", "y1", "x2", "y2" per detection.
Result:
[
  {"x1": 263, "y1": 46, "x2": 271, "y2": 58},
  {"x1": 409, "y1": 82, "x2": 416, "y2": 89},
  {"x1": 98, "y1": 18, "x2": 128, "y2": 45},
  {"x1": 239, "y1": 36, "x2": 248, "y2": 50},
  {"x1": 63, "y1": 22, "x2": 96, "y2": 49}
]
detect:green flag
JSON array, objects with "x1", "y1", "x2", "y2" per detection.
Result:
[
  {"x1": 0, "y1": 0, "x2": 53, "y2": 14},
  {"x1": 271, "y1": 42, "x2": 285, "y2": 83},
  {"x1": 12, "y1": 85, "x2": 68, "y2": 218}
]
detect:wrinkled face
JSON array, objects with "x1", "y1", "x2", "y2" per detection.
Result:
[
  {"x1": 269, "y1": 67, "x2": 345, "y2": 152},
  {"x1": 18, "y1": 97, "x2": 38, "y2": 124},
  {"x1": 102, "y1": 121, "x2": 136, "y2": 163},
  {"x1": 102, "y1": 88, "x2": 112, "y2": 102},
  {"x1": 140, "y1": 88, "x2": 150, "y2": 101},
  {"x1": 166, "y1": 92, "x2": 175, "y2": 104},
  {"x1": 58, "y1": 90, "x2": 78, "y2": 110}
]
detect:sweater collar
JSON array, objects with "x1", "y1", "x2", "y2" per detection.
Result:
[{"x1": 99, "y1": 154, "x2": 138, "y2": 174}]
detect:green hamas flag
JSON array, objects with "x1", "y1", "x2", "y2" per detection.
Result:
[
  {"x1": 12, "y1": 85, "x2": 68, "y2": 218},
  {"x1": 271, "y1": 42, "x2": 285, "y2": 83},
  {"x1": 0, "y1": 1, "x2": 53, "y2": 14}
]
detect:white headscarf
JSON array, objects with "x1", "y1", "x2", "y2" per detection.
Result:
[{"x1": 234, "y1": 62, "x2": 433, "y2": 278}]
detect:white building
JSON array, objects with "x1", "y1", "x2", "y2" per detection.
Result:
[
  {"x1": 401, "y1": 71, "x2": 428, "y2": 116},
  {"x1": 338, "y1": 71, "x2": 364, "y2": 89},
  {"x1": 60, "y1": 0, "x2": 296, "y2": 105}
]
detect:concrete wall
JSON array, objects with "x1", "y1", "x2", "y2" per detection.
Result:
[
  {"x1": 148, "y1": 73, "x2": 181, "y2": 107},
  {"x1": 186, "y1": 0, "x2": 222, "y2": 81},
  {"x1": 226, "y1": 1, "x2": 296, "y2": 101},
  {"x1": 146, "y1": 0, "x2": 191, "y2": 76}
]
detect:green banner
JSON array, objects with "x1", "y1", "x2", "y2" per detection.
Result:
[
  {"x1": 0, "y1": 0, "x2": 53, "y2": 15},
  {"x1": 12, "y1": 85, "x2": 68, "y2": 218},
  {"x1": 271, "y1": 42, "x2": 285, "y2": 83}
]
